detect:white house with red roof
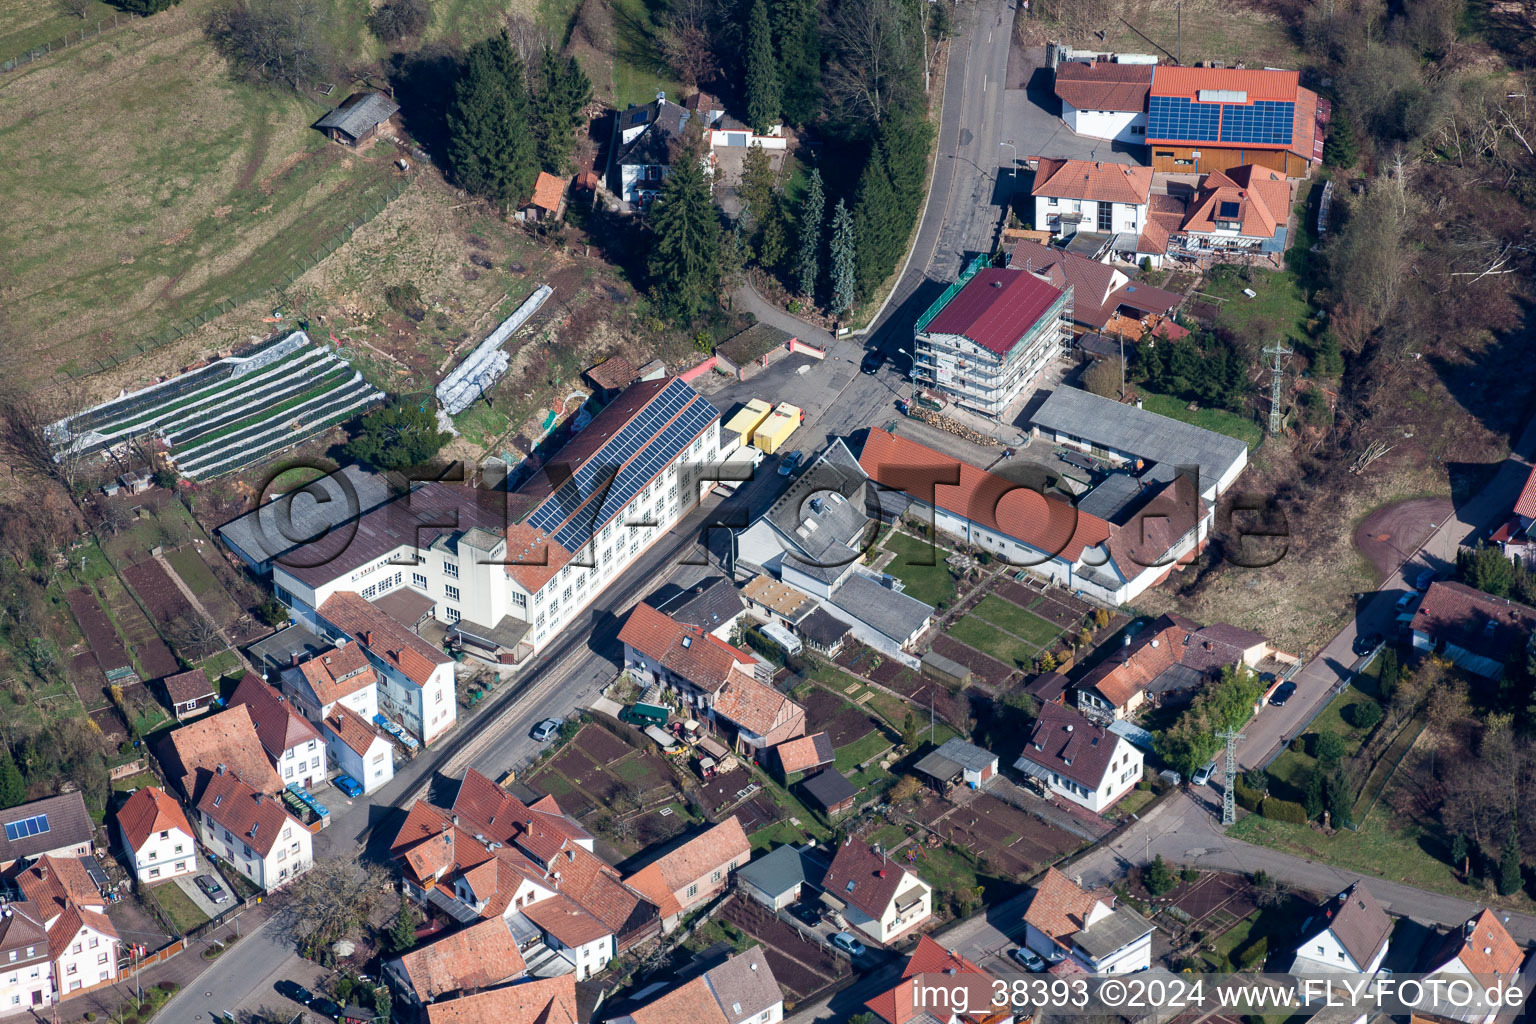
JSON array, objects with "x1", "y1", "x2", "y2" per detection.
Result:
[
  {"x1": 622, "y1": 817, "x2": 750, "y2": 933},
  {"x1": 0, "y1": 900, "x2": 55, "y2": 1012},
  {"x1": 1030, "y1": 158, "x2": 1154, "y2": 240},
  {"x1": 322, "y1": 704, "x2": 394, "y2": 794},
  {"x1": 278, "y1": 638, "x2": 379, "y2": 726},
  {"x1": 193, "y1": 766, "x2": 314, "y2": 891},
  {"x1": 1492, "y1": 464, "x2": 1536, "y2": 565},
  {"x1": 1176, "y1": 165, "x2": 1293, "y2": 256},
  {"x1": 822, "y1": 838, "x2": 932, "y2": 945},
  {"x1": 114, "y1": 786, "x2": 196, "y2": 884},
  {"x1": 316, "y1": 591, "x2": 456, "y2": 745},
  {"x1": 912, "y1": 263, "x2": 1073, "y2": 418},
  {"x1": 865, "y1": 935, "x2": 1012, "y2": 1024},
  {"x1": 1014, "y1": 703, "x2": 1143, "y2": 813},
  {"x1": 1022, "y1": 867, "x2": 1152, "y2": 973},
  {"x1": 1052, "y1": 58, "x2": 1153, "y2": 144},
  {"x1": 229, "y1": 673, "x2": 327, "y2": 790},
  {"x1": 618, "y1": 602, "x2": 767, "y2": 714},
  {"x1": 1421, "y1": 909, "x2": 1526, "y2": 1024},
  {"x1": 16, "y1": 857, "x2": 121, "y2": 1000}
]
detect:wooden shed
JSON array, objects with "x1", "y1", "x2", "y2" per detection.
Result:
[{"x1": 314, "y1": 91, "x2": 400, "y2": 147}]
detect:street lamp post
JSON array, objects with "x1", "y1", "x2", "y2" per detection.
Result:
[{"x1": 999, "y1": 141, "x2": 1019, "y2": 188}]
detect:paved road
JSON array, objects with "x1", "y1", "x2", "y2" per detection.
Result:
[{"x1": 157, "y1": 916, "x2": 299, "y2": 1024}]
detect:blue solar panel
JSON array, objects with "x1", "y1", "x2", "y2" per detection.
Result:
[
  {"x1": 4, "y1": 814, "x2": 49, "y2": 842},
  {"x1": 1219, "y1": 100, "x2": 1294, "y2": 145},
  {"x1": 1148, "y1": 96, "x2": 1220, "y2": 142}
]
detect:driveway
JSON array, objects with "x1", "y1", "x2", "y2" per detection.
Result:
[{"x1": 172, "y1": 851, "x2": 237, "y2": 920}]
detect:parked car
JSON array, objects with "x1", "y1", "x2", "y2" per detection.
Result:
[
  {"x1": 1269, "y1": 681, "x2": 1298, "y2": 706},
  {"x1": 1414, "y1": 568, "x2": 1437, "y2": 591},
  {"x1": 1352, "y1": 632, "x2": 1383, "y2": 657},
  {"x1": 1192, "y1": 761, "x2": 1217, "y2": 787},
  {"x1": 860, "y1": 351, "x2": 884, "y2": 375},
  {"x1": 789, "y1": 903, "x2": 821, "y2": 927},
  {"x1": 1158, "y1": 769, "x2": 1182, "y2": 786},
  {"x1": 275, "y1": 981, "x2": 313, "y2": 1005},
  {"x1": 531, "y1": 719, "x2": 561, "y2": 742},
  {"x1": 332, "y1": 774, "x2": 363, "y2": 799},
  {"x1": 1395, "y1": 591, "x2": 1419, "y2": 613},
  {"x1": 777, "y1": 450, "x2": 804, "y2": 477},
  {"x1": 830, "y1": 932, "x2": 866, "y2": 957},
  {"x1": 1011, "y1": 947, "x2": 1047, "y2": 972},
  {"x1": 308, "y1": 998, "x2": 343, "y2": 1021},
  {"x1": 195, "y1": 874, "x2": 229, "y2": 904}
]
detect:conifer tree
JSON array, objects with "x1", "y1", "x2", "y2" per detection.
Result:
[
  {"x1": 771, "y1": 0, "x2": 821, "y2": 125},
  {"x1": 796, "y1": 167, "x2": 824, "y2": 298},
  {"x1": 648, "y1": 125, "x2": 723, "y2": 322},
  {"x1": 530, "y1": 46, "x2": 593, "y2": 173},
  {"x1": 1498, "y1": 826, "x2": 1523, "y2": 896},
  {"x1": 745, "y1": 0, "x2": 782, "y2": 135},
  {"x1": 0, "y1": 748, "x2": 23, "y2": 809},
  {"x1": 447, "y1": 32, "x2": 538, "y2": 211},
  {"x1": 829, "y1": 197, "x2": 855, "y2": 315}
]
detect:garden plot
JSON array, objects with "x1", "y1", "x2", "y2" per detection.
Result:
[
  {"x1": 930, "y1": 634, "x2": 1015, "y2": 689},
  {"x1": 720, "y1": 896, "x2": 849, "y2": 1001},
  {"x1": 51, "y1": 331, "x2": 383, "y2": 481},
  {"x1": 95, "y1": 577, "x2": 179, "y2": 679},
  {"x1": 913, "y1": 793, "x2": 1081, "y2": 879}
]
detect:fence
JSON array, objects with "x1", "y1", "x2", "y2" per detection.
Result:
[
  {"x1": 51, "y1": 172, "x2": 417, "y2": 386},
  {"x1": 0, "y1": 13, "x2": 139, "y2": 73}
]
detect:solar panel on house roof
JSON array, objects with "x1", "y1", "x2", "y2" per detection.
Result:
[
  {"x1": 1148, "y1": 96, "x2": 1221, "y2": 142},
  {"x1": 1219, "y1": 100, "x2": 1295, "y2": 144},
  {"x1": 1219, "y1": 201, "x2": 1241, "y2": 218},
  {"x1": 3, "y1": 814, "x2": 49, "y2": 841},
  {"x1": 1147, "y1": 95, "x2": 1295, "y2": 146}
]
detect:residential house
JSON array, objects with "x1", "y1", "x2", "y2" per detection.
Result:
[
  {"x1": 1052, "y1": 58, "x2": 1153, "y2": 144},
  {"x1": 1493, "y1": 465, "x2": 1536, "y2": 564},
  {"x1": 520, "y1": 891, "x2": 613, "y2": 980},
  {"x1": 618, "y1": 602, "x2": 766, "y2": 714},
  {"x1": 913, "y1": 737, "x2": 998, "y2": 792},
  {"x1": 1030, "y1": 158, "x2": 1153, "y2": 241},
  {"x1": 16, "y1": 857, "x2": 105, "y2": 923},
  {"x1": 313, "y1": 592, "x2": 456, "y2": 745},
  {"x1": 865, "y1": 935, "x2": 1006, "y2": 1024},
  {"x1": 278, "y1": 639, "x2": 379, "y2": 727},
  {"x1": 912, "y1": 262, "x2": 1073, "y2": 419},
  {"x1": 159, "y1": 704, "x2": 284, "y2": 800},
  {"x1": 1292, "y1": 882, "x2": 1392, "y2": 975},
  {"x1": 273, "y1": 377, "x2": 723, "y2": 675},
  {"x1": 0, "y1": 794, "x2": 95, "y2": 871},
  {"x1": 160, "y1": 668, "x2": 216, "y2": 721},
  {"x1": 740, "y1": 575, "x2": 817, "y2": 630},
  {"x1": 388, "y1": 770, "x2": 660, "y2": 953},
  {"x1": 1075, "y1": 613, "x2": 1299, "y2": 720},
  {"x1": 1022, "y1": 867, "x2": 1153, "y2": 974},
  {"x1": 314, "y1": 91, "x2": 400, "y2": 147},
  {"x1": 1175, "y1": 165, "x2": 1292, "y2": 257},
  {"x1": 1420, "y1": 910, "x2": 1526, "y2": 1024},
  {"x1": 230, "y1": 674, "x2": 327, "y2": 790},
  {"x1": 622, "y1": 817, "x2": 751, "y2": 933},
  {"x1": 711, "y1": 673, "x2": 805, "y2": 754},
  {"x1": 615, "y1": 96, "x2": 697, "y2": 207},
  {"x1": 1409, "y1": 582, "x2": 1536, "y2": 680},
  {"x1": 115, "y1": 786, "x2": 196, "y2": 884},
  {"x1": 384, "y1": 916, "x2": 527, "y2": 1024},
  {"x1": 1146, "y1": 66, "x2": 1322, "y2": 176},
  {"x1": 0, "y1": 901, "x2": 54, "y2": 1014},
  {"x1": 1014, "y1": 703, "x2": 1144, "y2": 813},
  {"x1": 519, "y1": 172, "x2": 567, "y2": 222},
  {"x1": 1007, "y1": 240, "x2": 1184, "y2": 336},
  {"x1": 192, "y1": 766, "x2": 314, "y2": 891},
  {"x1": 860, "y1": 427, "x2": 1212, "y2": 607},
  {"x1": 322, "y1": 705, "x2": 394, "y2": 794},
  {"x1": 688, "y1": 91, "x2": 790, "y2": 153},
  {"x1": 423, "y1": 974, "x2": 577, "y2": 1024},
  {"x1": 737, "y1": 844, "x2": 814, "y2": 912},
  {"x1": 652, "y1": 577, "x2": 748, "y2": 640},
  {"x1": 44, "y1": 903, "x2": 117, "y2": 1000},
  {"x1": 821, "y1": 838, "x2": 932, "y2": 945},
  {"x1": 772, "y1": 732, "x2": 834, "y2": 780},
  {"x1": 799, "y1": 770, "x2": 857, "y2": 818},
  {"x1": 796, "y1": 608, "x2": 851, "y2": 655},
  {"x1": 609, "y1": 945, "x2": 783, "y2": 1024}
]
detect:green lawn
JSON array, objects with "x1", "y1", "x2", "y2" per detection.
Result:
[
  {"x1": 880, "y1": 531, "x2": 958, "y2": 608},
  {"x1": 970, "y1": 595, "x2": 1063, "y2": 646},
  {"x1": 150, "y1": 881, "x2": 210, "y2": 935},
  {"x1": 1203, "y1": 265, "x2": 1312, "y2": 354},
  {"x1": 609, "y1": 0, "x2": 683, "y2": 108},
  {"x1": 113, "y1": 771, "x2": 159, "y2": 792},
  {"x1": 1264, "y1": 687, "x2": 1381, "y2": 799},
  {"x1": 946, "y1": 616, "x2": 1038, "y2": 669},
  {"x1": 908, "y1": 842, "x2": 979, "y2": 895},
  {"x1": 1135, "y1": 391, "x2": 1265, "y2": 450},
  {"x1": 196, "y1": 649, "x2": 243, "y2": 687},
  {"x1": 834, "y1": 730, "x2": 892, "y2": 773}
]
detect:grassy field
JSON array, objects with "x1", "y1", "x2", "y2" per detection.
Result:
[
  {"x1": 947, "y1": 616, "x2": 1037, "y2": 669},
  {"x1": 1264, "y1": 687, "x2": 1381, "y2": 798},
  {"x1": 1055, "y1": 0, "x2": 1307, "y2": 70},
  {"x1": 1203, "y1": 265, "x2": 1313, "y2": 355},
  {"x1": 150, "y1": 879, "x2": 211, "y2": 935},
  {"x1": 881, "y1": 531, "x2": 958, "y2": 607},
  {"x1": 0, "y1": 0, "x2": 121, "y2": 62},
  {"x1": 970, "y1": 595, "x2": 1062, "y2": 647},
  {"x1": 608, "y1": 0, "x2": 682, "y2": 107},
  {"x1": 1136, "y1": 390, "x2": 1265, "y2": 449},
  {"x1": 0, "y1": 0, "x2": 408, "y2": 384}
]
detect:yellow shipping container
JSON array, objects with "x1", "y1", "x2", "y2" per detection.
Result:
[
  {"x1": 723, "y1": 399, "x2": 773, "y2": 446},
  {"x1": 752, "y1": 402, "x2": 803, "y2": 455}
]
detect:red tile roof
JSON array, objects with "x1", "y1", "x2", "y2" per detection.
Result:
[
  {"x1": 1023, "y1": 868, "x2": 1102, "y2": 945},
  {"x1": 921, "y1": 269, "x2": 1067, "y2": 356},
  {"x1": 711, "y1": 673, "x2": 801, "y2": 738},
  {"x1": 774, "y1": 732, "x2": 834, "y2": 775},
  {"x1": 521, "y1": 890, "x2": 611, "y2": 947},
  {"x1": 623, "y1": 817, "x2": 750, "y2": 918},
  {"x1": 617, "y1": 603, "x2": 760, "y2": 696},
  {"x1": 823, "y1": 838, "x2": 922, "y2": 922},
  {"x1": 323, "y1": 703, "x2": 387, "y2": 758},
  {"x1": 1032, "y1": 158, "x2": 1154, "y2": 206},
  {"x1": 17, "y1": 856, "x2": 103, "y2": 918},
  {"x1": 1515, "y1": 464, "x2": 1536, "y2": 519},
  {"x1": 294, "y1": 644, "x2": 377, "y2": 706},
  {"x1": 1053, "y1": 61, "x2": 1153, "y2": 114},
  {"x1": 859, "y1": 429, "x2": 1111, "y2": 562},
  {"x1": 547, "y1": 844, "x2": 655, "y2": 937},
  {"x1": 194, "y1": 768, "x2": 305, "y2": 858},
  {"x1": 1409, "y1": 581, "x2": 1536, "y2": 669},
  {"x1": 584, "y1": 356, "x2": 639, "y2": 392},
  {"x1": 1150, "y1": 65, "x2": 1300, "y2": 102},
  {"x1": 163, "y1": 705, "x2": 284, "y2": 798},
  {"x1": 46, "y1": 903, "x2": 117, "y2": 961},
  {"x1": 1181, "y1": 165, "x2": 1290, "y2": 239},
  {"x1": 1425, "y1": 909, "x2": 1525, "y2": 978},
  {"x1": 319, "y1": 591, "x2": 451, "y2": 687},
  {"x1": 425, "y1": 974, "x2": 578, "y2": 1024},
  {"x1": 866, "y1": 935, "x2": 991, "y2": 1024},
  {"x1": 394, "y1": 917, "x2": 526, "y2": 1002},
  {"x1": 230, "y1": 673, "x2": 321, "y2": 757},
  {"x1": 162, "y1": 667, "x2": 214, "y2": 705},
  {"x1": 625, "y1": 976, "x2": 730, "y2": 1024},
  {"x1": 116, "y1": 786, "x2": 194, "y2": 852},
  {"x1": 528, "y1": 171, "x2": 566, "y2": 212}
]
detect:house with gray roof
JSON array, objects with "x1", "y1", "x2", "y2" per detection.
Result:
[
  {"x1": 736, "y1": 439, "x2": 871, "y2": 591},
  {"x1": 652, "y1": 576, "x2": 747, "y2": 640},
  {"x1": 615, "y1": 96, "x2": 696, "y2": 207},
  {"x1": 314, "y1": 91, "x2": 400, "y2": 147},
  {"x1": 1293, "y1": 882, "x2": 1393, "y2": 975},
  {"x1": 914, "y1": 737, "x2": 999, "y2": 792},
  {"x1": 737, "y1": 843, "x2": 812, "y2": 911}
]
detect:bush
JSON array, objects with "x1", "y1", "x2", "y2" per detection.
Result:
[
  {"x1": 1260, "y1": 797, "x2": 1308, "y2": 824},
  {"x1": 1288, "y1": 737, "x2": 1304, "y2": 752},
  {"x1": 1234, "y1": 778, "x2": 1265, "y2": 812},
  {"x1": 368, "y1": 0, "x2": 427, "y2": 40},
  {"x1": 1239, "y1": 936, "x2": 1269, "y2": 969},
  {"x1": 1352, "y1": 701, "x2": 1383, "y2": 731}
]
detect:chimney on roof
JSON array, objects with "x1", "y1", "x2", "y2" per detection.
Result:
[
  {"x1": 216, "y1": 763, "x2": 226, "y2": 776},
  {"x1": 451, "y1": 814, "x2": 459, "y2": 826},
  {"x1": 290, "y1": 653, "x2": 299, "y2": 668},
  {"x1": 37, "y1": 866, "x2": 47, "y2": 882}
]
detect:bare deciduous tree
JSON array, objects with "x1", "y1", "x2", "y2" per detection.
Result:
[
  {"x1": 60, "y1": 0, "x2": 92, "y2": 19},
  {"x1": 209, "y1": 0, "x2": 335, "y2": 91},
  {"x1": 276, "y1": 858, "x2": 393, "y2": 960},
  {"x1": 660, "y1": 0, "x2": 720, "y2": 90},
  {"x1": 824, "y1": 0, "x2": 925, "y2": 126}
]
